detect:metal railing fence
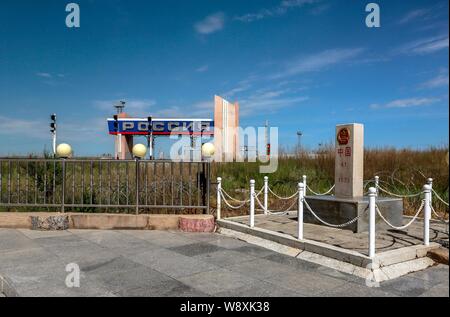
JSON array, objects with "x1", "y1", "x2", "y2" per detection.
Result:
[{"x1": 0, "y1": 158, "x2": 210, "y2": 214}]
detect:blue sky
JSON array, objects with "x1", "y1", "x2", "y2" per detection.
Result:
[{"x1": 0, "y1": 0, "x2": 448, "y2": 156}]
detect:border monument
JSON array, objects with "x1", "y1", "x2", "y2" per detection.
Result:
[{"x1": 305, "y1": 123, "x2": 404, "y2": 233}]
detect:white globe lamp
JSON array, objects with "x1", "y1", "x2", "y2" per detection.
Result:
[
  {"x1": 132, "y1": 144, "x2": 147, "y2": 159},
  {"x1": 56, "y1": 143, "x2": 72, "y2": 158},
  {"x1": 202, "y1": 143, "x2": 215, "y2": 158}
]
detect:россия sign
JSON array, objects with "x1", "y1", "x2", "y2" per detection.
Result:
[{"x1": 107, "y1": 118, "x2": 214, "y2": 136}]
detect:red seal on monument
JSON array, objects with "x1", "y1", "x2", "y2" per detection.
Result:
[{"x1": 337, "y1": 128, "x2": 350, "y2": 145}]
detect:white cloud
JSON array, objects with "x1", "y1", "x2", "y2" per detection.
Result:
[
  {"x1": 237, "y1": 86, "x2": 309, "y2": 116},
  {"x1": 309, "y1": 3, "x2": 331, "y2": 16},
  {"x1": 0, "y1": 115, "x2": 106, "y2": 145},
  {"x1": 0, "y1": 116, "x2": 48, "y2": 139},
  {"x1": 272, "y1": 48, "x2": 365, "y2": 78},
  {"x1": 235, "y1": 0, "x2": 322, "y2": 22},
  {"x1": 398, "y1": 3, "x2": 448, "y2": 27},
  {"x1": 282, "y1": 0, "x2": 318, "y2": 8},
  {"x1": 194, "y1": 12, "x2": 225, "y2": 35},
  {"x1": 420, "y1": 70, "x2": 449, "y2": 89},
  {"x1": 222, "y1": 79, "x2": 253, "y2": 98},
  {"x1": 395, "y1": 35, "x2": 449, "y2": 55},
  {"x1": 370, "y1": 97, "x2": 441, "y2": 109},
  {"x1": 241, "y1": 95, "x2": 309, "y2": 116},
  {"x1": 398, "y1": 8, "x2": 430, "y2": 25},
  {"x1": 36, "y1": 72, "x2": 52, "y2": 78},
  {"x1": 195, "y1": 65, "x2": 209, "y2": 73}
]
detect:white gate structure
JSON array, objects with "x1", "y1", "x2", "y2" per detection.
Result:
[{"x1": 216, "y1": 175, "x2": 449, "y2": 259}]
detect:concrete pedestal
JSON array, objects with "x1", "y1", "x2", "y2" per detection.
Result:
[{"x1": 304, "y1": 195, "x2": 403, "y2": 233}]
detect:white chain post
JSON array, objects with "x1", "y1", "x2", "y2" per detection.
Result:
[
  {"x1": 423, "y1": 184, "x2": 432, "y2": 246},
  {"x1": 427, "y1": 178, "x2": 433, "y2": 206},
  {"x1": 374, "y1": 176, "x2": 379, "y2": 196},
  {"x1": 368, "y1": 187, "x2": 377, "y2": 258},
  {"x1": 303, "y1": 175, "x2": 307, "y2": 195},
  {"x1": 298, "y1": 182, "x2": 305, "y2": 240},
  {"x1": 250, "y1": 180, "x2": 255, "y2": 228},
  {"x1": 264, "y1": 176, "x2": 269, "y2": 215},
  {"x1": 216, "y1": 177, "x2": 222, "y2": 220}
]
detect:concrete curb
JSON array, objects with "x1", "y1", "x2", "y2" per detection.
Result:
[
  {"x1": 217, "y1": 219, "x2": 440, "y2": 282},
  {"x1": 219, "y1": 227, "x2": 437, "y2": 283},
  {"x1": 0, "y1": 212, "x2": 214, "y2": 232},
  {"x1": 218, "y1": 218, "x2": 372, "y2": 267}
]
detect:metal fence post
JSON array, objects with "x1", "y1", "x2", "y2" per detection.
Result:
[
  {"x1": 61, "y1": 158, "x2": 66, "y2": 213},
  {"x1": 135, "y1": 158, "x2": 140, "y2": 215},
  {"x1": 423, "y1": 184, "x2": 431, "y2": 246},
  {"x1": 368, "y1": 187, "x2": 377, "y2": 258},
  {"x1": 298, "y1": 182, "x2": 305, "y2": 240},
  {"x1": 250, "y1": 179, "x2": 255, "y2": 228},
  {"x1": 206, "y1": 162, "x2": 211, "y2": 215},
  {"x1": 264, "y1": 176, "x2": 269, "y2": 215},
  {"x1": 374, "y1": 176, "x2": 379, "y2": 196},
  {"x1": 217, "y1": 177, "x2": 222, "y2": 220},
  {"x1": 427, "y1": 178, "x2": 433, "y2": 206}
]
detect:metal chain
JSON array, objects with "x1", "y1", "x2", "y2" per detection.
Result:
[
  {"x1": 219, "y1": 191, "x2": 248, "y2": 209},
  {"x1": 430, "y1": 204, "x2": 449, "y2": 224},
  {"x1": 375, "y1": 200, "x2": 424, "y2": 230},
  {"x1": 432, "y1": 189, "x2": 449, "y2": 207},
  {"x1": 255, "y1": 187, "x2": 264, "y2": 198},
  {"x1": 220, "y1": 188, "x2": 250, "y2": 204},
  {"x1": 253, "y1": 193, "x2": 267, "y2": 212},
  {"x1": 378, "y1": 185, "x2": 422, "y2": 198},
  {"x1": 307, "y1": 185, "x2": 335, "y2": 196},
  {"x1": 268, "y1": 186, "x2": 299, "y2": 200},
  {"x1": 303, "y1": 199, "x2": 367, "y2": 228},
  {"x1": 364, "y1": 180, "x2": 374, "y2": 190},
  {"x1": 254, "y1": 192, "x2": 297, "y2": 216}
]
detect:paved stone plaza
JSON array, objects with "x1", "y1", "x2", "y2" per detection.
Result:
[
  {"x1": 0, "y1": 228, "x2": 448, "y2": 297},
  {"x1": 226, "y1": 214, "x2": 448, "y2": 256}
]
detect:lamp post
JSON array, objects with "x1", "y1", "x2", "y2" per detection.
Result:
[
  {"x1": 132, "y1": 144, "x2": 147, "y2": 215},
  {"x1": 56, "y1": 143, "x2": 72, "y2": 214},
  {"x1": 147, "y1": 116, "x2": 153, "y2": 160},
  {"x1": 201, "y1": 143, "x2": 215, "y2": 215}
]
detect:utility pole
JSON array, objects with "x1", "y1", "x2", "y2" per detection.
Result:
[
  {"x1": 113, "y1": 115, "x2": 119, "y2": 159},
  {"x1": 265, "y1": 120, "x2": 270, "y2": 157},
  {"x1": 50, "y1": 114, "x2": 57, "y2": 156},
  {"x1": 297, "y1": 131, "x2": 303, "y2": 153},
  {"x1": 147, "y1": 116, "x2": 153, "y2": 160}
]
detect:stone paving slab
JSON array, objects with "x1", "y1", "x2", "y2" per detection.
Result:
[
  {"x1": 0, "y1": 228, "x2": 448, "y2": 297},
  {"x1": 226, "y1": 214, "x2": 448, "y2": 256}
]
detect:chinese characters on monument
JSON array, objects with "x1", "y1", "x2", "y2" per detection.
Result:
[{"x1": 335, "y1": 124, "x2": 364, "y2": 198}]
